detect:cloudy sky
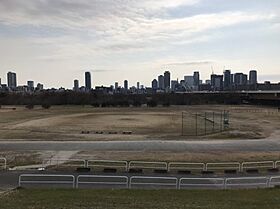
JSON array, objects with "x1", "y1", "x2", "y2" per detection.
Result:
[{"x1": 0, "y1": 0, "x2": 279, "y2": 88}]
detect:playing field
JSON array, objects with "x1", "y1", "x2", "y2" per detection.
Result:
[
  {"x1": 1, "y1": 188, "x2": 280, "y2": 209},
  {"x1": 0, "y1": 105, "x2": 279, "y2": 141}
]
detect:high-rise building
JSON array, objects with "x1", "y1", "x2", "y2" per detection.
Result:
[
  {"x1": 137, "y1": 82, "x2": 140, "y2": 90},
  {"x1": 152, "y1": 79, "x2": 158, "y2": 90},
  {"x1": 124, "y1": 80, "x2": 128, "y2": 90},
  {"x1": 73, "y1": 79, "x2": 79, "y2": 91},
  {"x1": 158, "y1": 75, "x2": 164, "y2": 90},
  {"x1": 249, "y1": 70, "x2": 257, "y2": 85},
  {"x1": 211, "y1": 74, "x2": 223, "y2": 91},
  {"x1": 7, "y1": 72, "x2": 17, "y2": 89},
  {"x1": 193, "y1": 71, "x2": 200, "y2": 86},
  {"x1": 234, "y1": 73, "x2": 247, "y2": 86},
  {"x1": 27, "y1": 81, "x2": 34, "y2": 91},
  {"x1": 171, "y1": 80, "x2": 178, "y2": 92},
  {"x1": 184, "y1": 76, "x2": 194, "y2": 87},
  {"x1": 164, "y1": 71, "x2": 171, "y2": 90},
  {"x1": 85, "y1": 72, "x2": 92, "y2": 90},
  {"x1": 223, "y1": 70, "x2": 231, "y2": 90},
  {"x1": 115, "y1": 82, "x2": 118, "y2": 90}
]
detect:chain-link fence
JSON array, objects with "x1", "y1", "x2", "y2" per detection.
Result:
[{"x1": 182, "y1": 111, "x2": 229, "y2": 136}]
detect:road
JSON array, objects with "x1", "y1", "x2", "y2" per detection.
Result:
[{"x1": 0, "y1": 138, "x2": 280, "y2": 152}]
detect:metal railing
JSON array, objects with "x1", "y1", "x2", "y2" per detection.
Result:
[
  {"x1": 18, "y1": 174, "x2": 280, "y2": 190},
  {"x1": 128, "y1": 161, "x2": 168, "y2": 170},
  {"x1": 18, "y1": 174, "x2": 75, "y2": 188},
  {"x1": 206, "y1": 162, "x2": 241, "y2": 172},
  {"x1": 77, "y1": 175, "x2": 129, "y2": 189},
  {"x1": 225, "y1": 177, "x2": 269, "y2": 189},
  {"x1": 87, "y1": 160, "x2": 128, "y2": 171},
  {"x1": 0, "y1": 157, "x2": 7, "y2": 170},
  {"x1": 168, "y1": 162, "x2": 205, "y2": 172},
  {"x1": 130, "y1": 176, "x2": 178, "y2": 189},
  {"x1": 241, "y1": 161, "x2": 274, "y2": 172},
  {"x1": 179, "y1": 178, "x2": 225, "y2": 189},
  {"x1": 42, "y1": 159, "x2": 86, "y2": 168}
]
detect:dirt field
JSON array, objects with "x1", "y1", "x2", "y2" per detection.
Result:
[{"x1": 0, "y1": 105, "x2": 279, "y2": 141}]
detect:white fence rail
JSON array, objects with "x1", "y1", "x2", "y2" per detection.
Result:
[
  {"x1": 168, "y1": 162, "x2": 205, "y2": 172},
  {"x1": 42, "y1": 159, "x2": 86, "y2": 168},
  {"x1": 77, "y1": 175, "x2": 129, "y2": 189},
  {"x1": 18, "y1": 174, "x2": 75, "y2": 188},
  {"x1": 130, "y1": 176, "x2": 178, "y2": 189},
  {"x1": 225, "y1": 177, "x2": 268, "y2": 189},
  {"x1": 0, "y1": 157, "x2": 7, "y2": 170},
  {"x1": 179, "y1": 178, "x2": 225, "y2": 189},
  {"x1": 18, "y1": 174, "x2": 280, "y2": 189},
  {"x1": 241, "y1": 161, "x2": 274, "y2": 171},
  {"x1": 128, "y1": 161, "x2": 168, "y2": 170},
  {"x1": 206, "y1": 162, "x2": 241, "y2": 172},
  {"x1": 87, "y1": 160, "x2": 128, "y2": 171}
]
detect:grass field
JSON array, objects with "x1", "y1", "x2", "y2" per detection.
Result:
[
  {"x1": 0, "y1": 105, "x2": 279, "y2": 141},
  {"x1": 1, "y1": 188, "x2": 280, "y2": 209}
]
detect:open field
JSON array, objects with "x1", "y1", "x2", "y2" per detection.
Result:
[
  {"x1": 1, "y1": 188, "x2": 280, "y2": 209},
  {"x1": 0, "y1": 105, "x2": 279, "y2": 141}
]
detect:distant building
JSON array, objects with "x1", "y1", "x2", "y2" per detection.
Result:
[
  {"x1": 234, "y1": 73, "x2": 247, "y2": 86},
  {"x1": 27, "y1": 81, "x2": 34, "y2": 91},
  {"x1": 184, "y1": 76, "x2": 194, "y2": 88},
  {"x1": 158, "y1": 75, "x2": 164, "y2": 90},
  {"x1": 152, "y1": 79, "x2": 158, "y2": 90},
  {"x1": 73, "y1": 80, "x2": 79, "y2": 91},
  {"x1": 171, "y1": 80, "x2": 178, "y2": 92},
  {"x1": 85, "y1": 72, "x2": 92, "y2": 90},
  {"x1": 137, "y1": 82, "x2": 140, "y2": 90},
  {"x1": 193, "y1": 71, "x2": 200, "y2": 87},
  {"x1": 7, "y1": 72, "x2": 17, "y2": 89},
  {"x1": 164, "y1": 71, "x2": 171, "y2": 90},
  {"x1": 223, "y1": 70, "x2": 232, "y2": 90},
  {"x1": 249, "y1": 70, "x2": 257, "y2": 85},
  {"x1": 124, "y1": 80, "x2": 128, "y2": 90},
  {"x1": 211, "y1": 74, "x2": 223, "y2": 91},
  {"x1": 114, "y1": 82, "x2": 118, "y2": 90}
]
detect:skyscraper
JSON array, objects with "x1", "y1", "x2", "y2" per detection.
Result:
[
  {"x1": 193, "y1": 71, "x2": 200, "y2": 86},
  {"x1": 7, "y1": 71, "x2": 17, "y2": 89},
  {"x1": 152, "y1": 79, "x2": 158, "y2": 90},
  {"x1": 158, "y1": 75, "x2": 164, "y2": 90},
  {"x1": 85, "y1": 72, "x2": 92, "y2": 90},
  {"x1": 124, "y1": 80, "x2": 128, "y2": 90},
  {"x1": 73, "y1": 79, "x2": 79, "y2": 91},
  {"x1": 27, "y1": 81, "x2": 34, "y2": 91},
  {"x1": 223, "y1": 70, "x2": 231, "y2": 90},
  {"x1": 249, "y1": 70, "x2": 257, "y2": 85},
  {"x1": 164, "y1": 71, "x2": 171, "y2": 90}
]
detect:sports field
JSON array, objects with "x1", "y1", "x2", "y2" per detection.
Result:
[
  {"x1": 0, "y1": 105, "x2": 279, "y2": 141},
  {"x1": 1, "y1": 188, "x2": 280, "y2": 209}
]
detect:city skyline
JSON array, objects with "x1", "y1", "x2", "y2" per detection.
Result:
[{"x1": 0, "y1": 0, "x2": 280, "y2": 88}]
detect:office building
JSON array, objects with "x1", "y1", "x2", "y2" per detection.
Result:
[
  {"x1": 137, "y1": 82, "x2": 140, "y2": 90},
  {"x1": 27, "y1": 81, "x2": 34, "y2": 91},
  {"x1": 184, "y1": 76, "x2": 194, "y2": 87},
  {"x1": 211, "y1": 74, "x2": 223, "y2": 91},
  {"x1": 124, "y1": 80, "x2": 128, "y2": 90},
  {"x1": 193, "y1": 71, "x2": 200, "y2": 86},
  {"x1": 85, "y1": 72, "x2": 92, "y2": 90},
  {"x1": 249, "y1": 70, "x2": 257, "y2": 85},
  {"x1": 115, "y1": 82, "x2": 118, "y2": 90},
  {"x1": 73, "y1": 80, "x2": 79, "y2": 91},
  {"x1": 152, "y1": 79, "x2": 158, "y2": 90},
  {"x1": 7, "y1": 72, "x2": 17, "y2": 89},
  {"x1": 164, "y1": 71, "x2": 171, "y2": 90},
  {"x1": 158, "y1": 75, "x2": 164, "y2": 90},
  {"x1": 171, "y1": 80, "x2": 178, "y2": 92},
  {"x1": 223, "y1": 70, "x2": 232, "y2": 90}
]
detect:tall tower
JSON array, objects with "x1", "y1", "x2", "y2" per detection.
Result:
[
  {"x1": 223, "y1": 70, "x2": 231, "y2": 90},
  {"x1": 7, "y1": 72, "x2": 17, "y2": 89},
  {"x1": 124, "y1": 80, "x2": 128, "y2": 90},
  {"x1": 164, "y1": 71, "x2": 171, "y2": 90},
  {"x1": 73, "y1": 80, "x2": 79, "y2": 91},
  {"x1": 249, "y1": 70, "x2": 257, "y2": 85},
  {"x1": 85, "y1": 72, "x2": 92, "y2": 91}
]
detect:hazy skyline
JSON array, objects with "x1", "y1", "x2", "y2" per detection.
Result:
[{"x1": 0, "y1": 0, "x2": 280, "y2": 88}]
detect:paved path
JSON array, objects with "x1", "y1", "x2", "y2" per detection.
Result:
[{"x1": 0, "y1": 139, "x2": 280, "y2": 152}]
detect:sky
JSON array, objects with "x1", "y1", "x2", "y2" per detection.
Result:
[{"x1": 0, "y1": 0, "x2": 279, "y2": 88}]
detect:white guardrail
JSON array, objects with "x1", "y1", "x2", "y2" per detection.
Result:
[
  {"x1": 128, "y1": 161, "x2": 168, "y2": 170},
  {"x1": 18, "y1": 174, "x2": 280, "y2": 189},
  {"x1": 206, "y1": 162, "x2": 241, "y2": 172},
  {"x1": 168, "y1": 162, "x2": 205, "y2": 172},
  {"x1": 87, "y1": 160, "x2": 128, "y2": 171},
  {"x1": 18, "y1": 174, "x2": 75, "y2": 188},
  {"x1": 130, "y1": 176, "x2": 178, "y2": 189},
  {"x1": 241, "y1": 161, "x2": 274, "y2": 172},
  {"x1": 0, "y1": 157, "x2": 7, "y2": 170},
  {"x1": 77, "y1": 175, "x2": 129, "y2": 188}
]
